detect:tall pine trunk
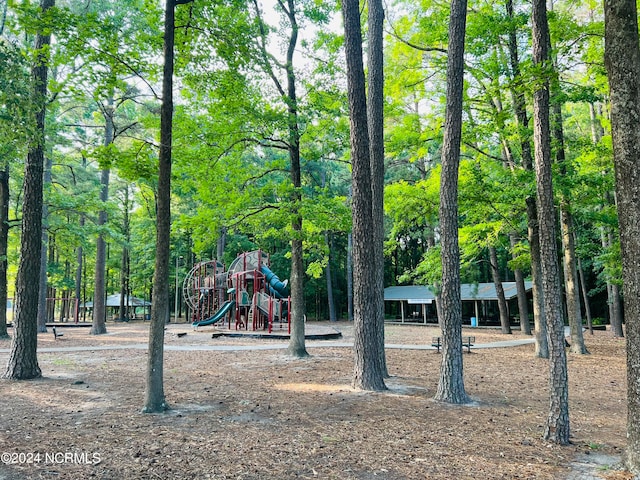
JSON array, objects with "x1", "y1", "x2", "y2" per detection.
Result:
[
  {"x1": 606, "y1": 231, "x2": 624, "y2": 336},
  {"x1": 506, "y1": 0, "x2": 547, "y2": 354},
  {"x1": 367, "y1": 0, "x2": 388, "y2": 378},
  {"x1": 3, "y1": 0, "x2": 54, "y2": 378},
  {"x1": 531, "y1": 0, "x2": 570, "y2": 444},
  {"x1": 119, "y1": 186, "x2": 131, "y2": 321},
  {"x1": 74, "y1": 215, "x2": 84, "y2": 323},
  {"x1": 0, "y1": 166, "x2": 9, "y2": 338},
  {"x1": 347, "y1": 231, "x2": 353, "y2": 322},
  {"x1": 342, "y1": 0, "x2": 386, "y2": 391},
  {"x1": 435, "y1": 0, "x2": 470, "y2": 404},
  {"x1": 37, "y1": 156, "x2": 52, "y2": 332},
  {"x1": 560, "y1": 208, "x2": 588, "y2": 353},
  {"x1": 91, "y1": 98, "x2": 114, "y2": 335},
  {"x1": 550, "y1": 80, "x2": 587, "y2": 354},
  {"x1": 603, "y1": 0, "x2": 640, "y2": 470}
]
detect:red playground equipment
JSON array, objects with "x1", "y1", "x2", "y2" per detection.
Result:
[{"x1": 183, "y1": 250, "x2": 291, "y2": 333}]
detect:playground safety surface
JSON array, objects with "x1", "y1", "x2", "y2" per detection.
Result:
[{"x1": 0, "y1": 321, "x2": 632, "y2": 479}]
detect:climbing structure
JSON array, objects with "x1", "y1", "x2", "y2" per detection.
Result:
[
  {"x1": 182, "y1": 259, "x2": 227, "y2": 326},
  {"x1": 183, "y1": 250, "x2": 291, "y2": 332}
]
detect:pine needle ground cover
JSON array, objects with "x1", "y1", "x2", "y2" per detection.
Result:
[{"x1": 0, "y1": 323, "x2": 629, "y2": 479}]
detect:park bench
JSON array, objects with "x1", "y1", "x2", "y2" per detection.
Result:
[
  {"x1": 52, "y1": 326, "x2": 63, "y2": 340},
  {"x1": 431, "y1": 336, "x2": 475, "y2": 353}
]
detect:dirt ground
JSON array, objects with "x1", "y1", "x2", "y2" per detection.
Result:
[{"x1": 0, "y1": 321, "x2": 632, "y2": 479}]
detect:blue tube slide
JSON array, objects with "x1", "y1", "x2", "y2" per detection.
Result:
[{"x1": 260, "y1": 265, "x2": 289, "y2": 297}]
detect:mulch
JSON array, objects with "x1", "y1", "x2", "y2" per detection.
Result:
[{"x1": 0, "y1": 321, "x2": 632, "y2": 479}]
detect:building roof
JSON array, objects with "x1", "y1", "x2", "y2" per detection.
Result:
[{"x1": 384, "y1": 282, "x2": 532, "y2": 303}]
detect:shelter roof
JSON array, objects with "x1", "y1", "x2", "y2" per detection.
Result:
[{"x1": 384, "y1": 282, "x2": 532, "y2": 303}]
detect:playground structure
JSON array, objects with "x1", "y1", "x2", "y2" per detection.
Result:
[{"x1": 183, "y1": 250, "x2": 291, "y2": 333}]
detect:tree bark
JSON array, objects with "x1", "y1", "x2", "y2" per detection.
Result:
[
  {"x1": 280, "y1": 0, "x2": 307, "y2": 358},
  {"x1": 610, "y1": 281, "x2": 624, "y2": 336},
  {"x1": 607, "y1": 232, "x2": 624, "y2": 337},
  {"x1": 506, "y1": 0, "x2": 546, "y2": 353},
  {"x1": 510, "y1": 233, "x2": 531, "y2": 335},
  {"x1": 435, "y1": 0, "x2": 470, "y2": 404},
  {"x1": 143, "y1": 0, "x2": 191, "y2": 413},
  {"x1": 249, "y1": 0, "x2": 307, "y2": 355},
  {"x1": 489, "y1": 245, "x2": 511, "y2": 334},
  {"x1": 367, "y1": 0, "x2": 388, "y2": 378},
  {"x1": 577, "y1": 254, "x2": 593, "y2": 335},
  {"x1": 531, "y1": 0, "x2": 570, "y2": 444},
  {"x1": 589, "y1": 102, "x2": 605, "y2": 144},
  {"x1": 119, "y1": 186, "x2": 131, "y2": 321},
  {"x1": 550, "y1": 71, "x2": 587, "y2": 354},
  {"x1": 216, "y1": 226, "x2": 226, "y2": 307},
  {"x1": 216, "y1": 226, "x2": 226, "y2": 262},
  {"x1": 603, "y1": 0, "x2": 640, "y2": 470},
  {"x1": 3, "y1": 0, "x2": 54, "y2": 378},
  {"x1": 37, "y1": 156, "x2": 52, "y2": 332},
  {"x1": 74, "y1": 215, "x2": 84, "y2": 323},
  {"x1": 599, "y1": 228, "x2": 620, "y2": 335},
  {"x1": 342, "y1": 0, "x2": 386, "y2": 391},
  {"x1": 0, "y1": 166, "x2": 9, "y2": 338},
  {"x1": 91, "y1": 98, "x2": 114, "y2": 335},
  {"x1": 560, "y1": 208, "x2": 588, "y2": 353},
  {"x1": 347, "y1": 231, "x2": 353, "y2": 322},
  {"x1": 325, "y1": 233, "x2": 337, "y2": 322}
]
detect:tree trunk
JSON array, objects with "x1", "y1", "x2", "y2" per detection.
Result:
[
  {"x1": 325, "y1": 233, "x2": 337, "y2": 322},
  {"x1": 216, "y1": 226, "x2": 226, "y2": 262},
  {"x1": 489, "y1": 245, "x2": 511, "y2": 334},
  {"x1": 531, "y1": 0, "x2": 570, "y2": 444},
  {"x1": 608, "y1": 232, "x2": 624, "y2": 337},
  {"x1": 347, "y1": 231, "x2": 353, "y2": 322},
  {"x1": 342, "y1": 0, "x2": 386, "y2": 391},
  {"x1": 119, "y1": 186, "x2": 131, "y2": 321},
  {"x1": 506, "y1": 0, "x2": 546, "y2": 353},
  {"x1": 91, "y1": 98, "x2": 114, "y2": 335},
  {"x1": 560, "y1": 208, "x2": 588, "y2": 353},
  {"x1": 435, "y1": 0, "x2": 470, "y2": 404},
  {"x1": 550, "y1": 69, "x2": 588, "y2": 354},
  {"x1": 510, "y1": 233, "x2": 531, "y2": 335},
  {"x1": 216, "y1": 226, "x2": 226, "y2": 307},
  {"x1": 610, "y1": 282, "x2": 624, "y2": 336},
  {"x1": 604, "y1": 0, "x2": 640, "y2": 470},
  {"x1": 3, "y1": 0, "x2": 54, "y2": 378},
  {"x1": 37, "y1": 156, "x2": 52, "y2": 332},
  {"x1": 74, "y1": 215, "x2": 84, "y2": 323},
  {"x1": 600, "y1": 228, "x2": 619, "y2": 334},
  {"x1": 143, "y1": 0, "x2": 192, "y2": 413},
  {"x1": 577, "y1": 255, "x2": 593, "y2": 335},
  {"x1": 0, "y1": 166, "x2": 9, "y2": 338},
  {"x1": 367, "y1": 0, "x2": 388, "y2": 378},
  {"x1": 589, "y1": 102, "x2": 605, "y2": 144},
  {"x1": 280, "y1": 0, "x2": 307, "y2": 359}
]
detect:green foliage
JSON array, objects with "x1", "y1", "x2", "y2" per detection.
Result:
[
  {"x1": 0, "y1": 0, "x2": 623, "y2": 324},
  {"x1": 0, "y1": 39, "x2": 33, "y2": 154},
  {"x1": 401, "y1": 245, "x2": 442, "y2": 288}
]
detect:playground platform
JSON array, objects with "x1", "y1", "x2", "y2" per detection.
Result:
[{"x1": 208, "y1": 323, "x2": 343, "y2": 341}]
